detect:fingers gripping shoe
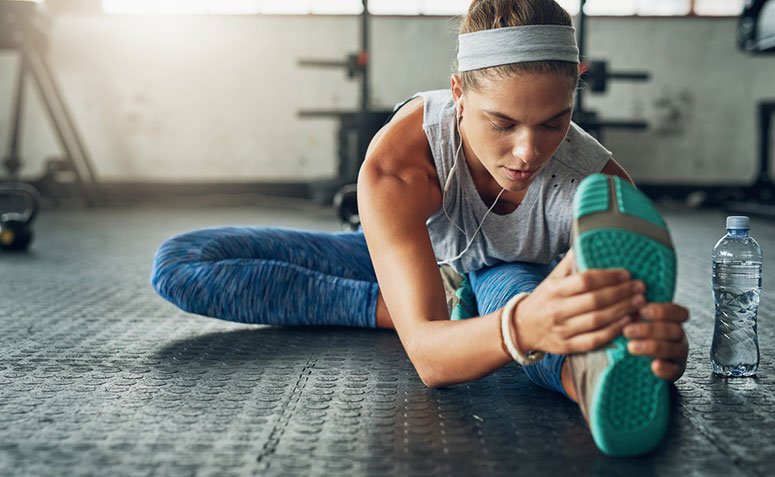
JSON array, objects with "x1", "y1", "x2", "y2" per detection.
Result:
[{"x1": 569, "y1": 173, "x2": 676, "y2": 457}]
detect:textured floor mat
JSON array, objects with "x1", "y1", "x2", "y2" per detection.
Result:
[{"x1": 1, "y1": 205, "x2": 773, "y2": 476}]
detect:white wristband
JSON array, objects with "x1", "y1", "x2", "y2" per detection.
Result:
[{"x1": 500, "y1": 292, "x2": 545, "y2": 365}]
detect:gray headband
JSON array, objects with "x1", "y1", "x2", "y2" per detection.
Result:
[{"x1": 457, "y1": 25, "x2": 579, "y2": 72}]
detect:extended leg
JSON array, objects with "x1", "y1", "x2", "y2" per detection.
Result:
[{"x1": 468, "y1": 260, "x2": 573, "y2": 399}]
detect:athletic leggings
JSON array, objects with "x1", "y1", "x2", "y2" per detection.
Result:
[{"x1": 150, "y1": 227, "x2": 568, "y2": 398}]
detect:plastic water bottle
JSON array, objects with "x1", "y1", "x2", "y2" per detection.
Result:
[{"x1": 710, "y1": 216, "x2": 762, "y2": 376}]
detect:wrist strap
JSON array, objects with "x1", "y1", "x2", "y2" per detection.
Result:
[{"x1": 500, "y1": 292, "x2": 545, "y2": 365}]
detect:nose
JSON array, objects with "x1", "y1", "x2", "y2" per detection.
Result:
[{"x1": 512, "y1": 131, "x2": 540, "y2": 165}]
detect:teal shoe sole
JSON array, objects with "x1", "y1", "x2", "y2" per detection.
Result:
[
  {"x1": 450, "y1": 274, "x2": 478, "y2": 321},
  {"x1": 572, "y1": 173, "x2": 675, "y2": 457}
]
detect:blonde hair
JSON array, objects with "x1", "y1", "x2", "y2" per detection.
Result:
[{"x1": 458, "y1": 0, "x2": 578, "y2": 91}]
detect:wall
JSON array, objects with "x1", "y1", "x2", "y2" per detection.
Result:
[
  {"x1": 0, "y1": 13, "x2": 773, "y2": 185},
  {"x1": 583, "y1": 17, "x2": 775, "y2": 185}
]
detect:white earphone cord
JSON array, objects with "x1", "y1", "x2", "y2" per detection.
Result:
[{"x1": 437, "y1": 106, "x2": 506, "y2": 267}]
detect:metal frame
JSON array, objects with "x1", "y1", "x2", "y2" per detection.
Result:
[
  {"x1": 2, "y1": 0, "x2": 100, "y2": 206},
  {"x1": 296, "y1": 0, "x2": 392, "y2": 203}
]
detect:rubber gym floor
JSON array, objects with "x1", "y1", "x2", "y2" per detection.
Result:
[{"x1": 1, "y1": 200, "x2": 773, "y2": 477}]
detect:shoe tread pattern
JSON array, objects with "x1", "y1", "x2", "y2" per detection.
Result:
[
  {"x1": 576, "y1": 229, "x2": 675, "y2": 304},
  {"x1": 573, "y1": 174, "x2": 674, "y2": 456},
  {"x1": 615, "y1": 178, "x2": 667, "y2": 229},
  {"x1": 574, "y1": 174, "x2": 610, "y2": 218}
]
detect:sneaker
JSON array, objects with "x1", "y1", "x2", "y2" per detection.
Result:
[{"x1": 568, "y1": 173, "x2": 676, "y2": 457}]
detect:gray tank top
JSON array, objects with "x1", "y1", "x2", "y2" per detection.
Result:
[{"x1": 418, "y1": 89, "x2": 612, "y2": 273}]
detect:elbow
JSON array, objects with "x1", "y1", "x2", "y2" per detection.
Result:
[
  {"x1": 404, "y1": 325, "x2": 454, "y2": 389},
  {"x1": 408, "y1": 347, "x2": 447, "y2": 389},
  {"x1": 421, "y1": 377, "x2": 447, "y2": 390},
  {"x1": 418, "y1": 369, "x2": 443, "y2": 389}
]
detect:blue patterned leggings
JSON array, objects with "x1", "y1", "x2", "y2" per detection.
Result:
[{"x1": 150, "y1": 227, "x2": 568, "y2": 398}]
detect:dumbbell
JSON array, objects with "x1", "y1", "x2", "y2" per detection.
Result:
[
  {"x1": 581, "y1": 60, "x2": 650, "y2": 94},
  {"x1": 0, "y1": 182, "x2": 41, "y2": 252}
]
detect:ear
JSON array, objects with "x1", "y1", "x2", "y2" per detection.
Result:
[{"x1": 450, "y1": 74, "x2": 464, "y2": 116}]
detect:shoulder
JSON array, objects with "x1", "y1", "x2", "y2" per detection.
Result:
[
  {"x1": 358, "y1": 96, "x2": 442, "y2": 216},
  {"x1": 552, "y1": 122, "x2": 613, "y2": 175},
  {"x1": 548, "y1": 123, "x2": 634, "y2": 185},
  {"x1": 600, "y1": 157, "x2": 634, "y2": 184},
  {"x1": 363, "y1": 97, "x2": 433, "y2": 178},
  {"x1": 415, "y1": 90, "x2": 455, "y2": 128}
]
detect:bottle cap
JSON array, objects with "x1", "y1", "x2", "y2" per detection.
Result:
[{"x1": 726, "y1": 215, "x2": 750, "y2": 230}]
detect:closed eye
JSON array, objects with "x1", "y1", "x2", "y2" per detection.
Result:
[
  {"x1": 490, "y1": 122, "x2": 514, "y2": 133},
  {"x1": 492, "y1": 122, "x2": 563, "y2": 133}
]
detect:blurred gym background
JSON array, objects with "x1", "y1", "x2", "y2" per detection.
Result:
[
  {"x1": 2, "y1": 1, "x2": 775, "y2": 476},
  {"x1": 1, "y1": 0, "x2": 773, "y2": 220}
]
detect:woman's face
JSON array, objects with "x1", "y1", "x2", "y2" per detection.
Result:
[{"x1": 453, "y1": 72, "x2": 576, "y2": 192}]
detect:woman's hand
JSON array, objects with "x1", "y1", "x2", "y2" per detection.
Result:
[
  {"x1": 512, "y1": 251, "x2": 690, "y2": 382},
  {"x1": 513, "y1": 251, "x2": 645, "y2": 355},
  {"x1": 623, "y1": 303, "x2": 690, "y2": 382}
]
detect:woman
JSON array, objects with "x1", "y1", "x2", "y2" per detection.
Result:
[{"x1": 151, "y1": 0, "x2": 689, "y2": 457}]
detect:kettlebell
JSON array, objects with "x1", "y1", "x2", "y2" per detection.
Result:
[{"x1": 0, "y1": 182, "x2": 41, "y2": 252}]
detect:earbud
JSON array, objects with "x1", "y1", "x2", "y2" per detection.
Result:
[
  {"x1": 436, "y1": 96, "x2": 505, "y2": 268},
  {"x1": 444, "y1": 107, "x2": 464, "y2": 194}
]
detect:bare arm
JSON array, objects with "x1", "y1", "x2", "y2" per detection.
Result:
[
  {"x1": 358, "y1": 102, "x2": 512, "y2": 387},
  {"x1": 358, "y1": 104, "x2": 644, "y2": 388}
]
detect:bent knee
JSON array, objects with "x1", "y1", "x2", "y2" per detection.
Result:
[{"x1": 150, "y1": 230, "x2": 212, "y2": 303}]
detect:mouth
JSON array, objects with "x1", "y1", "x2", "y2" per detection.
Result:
[{"x1": 503, "y1": 167, "x2": 535, "y2": 181}]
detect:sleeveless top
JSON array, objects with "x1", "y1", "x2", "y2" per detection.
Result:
[{"x1": 418, "y1": 89, "x2": 612, "y2": 273}]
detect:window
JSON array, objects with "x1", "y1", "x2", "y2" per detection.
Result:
[
  {"x1": 579, "y1": 0, "x2": 743, "y2": 16},
  {"x1": 368, "y1": 0, "x2": 419, "y2": 16},
  {"x1": 368, "y1": 0, "x2": 472, "y2": 16},
  {"x1": 102, "y1": 0, "x2": 363, "y2": 15},
  {"x1": 101, "y1": 0, "x2": 746, "y2": 16},
  {"x1": 693, "y1": 0, "x2": 745, "y2": 16},
  {"x1": 582, "y1": 0, "x2": 691, "y2": 16},
  {"x1": 422, "y1": 0, "x2": 475, "y2": 16}
]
